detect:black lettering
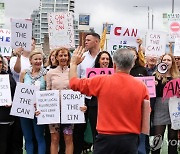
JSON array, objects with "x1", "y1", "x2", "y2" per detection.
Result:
[{"x1": 87, "y1": 71, "x2": 96, "y2": 78}]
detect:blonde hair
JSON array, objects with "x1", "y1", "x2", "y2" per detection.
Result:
[
  {"x1": 155, "y1": 53, "x2": 179, "y2": 83},
  {"x1": 29, "y1": 50, "x2": 43, "y2": 61}
]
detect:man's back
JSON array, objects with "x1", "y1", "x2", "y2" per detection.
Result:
[{"x1": 70, "y1": 72, "x2": 149, "y2": 135}]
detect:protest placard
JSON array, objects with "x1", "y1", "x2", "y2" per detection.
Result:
[
  {"x1": 48, "y1": 12, "x2": 75, "y2": 49},
  {"x1": 145, "y1": 31, "x2": 167, "y2": 56},
  {"x1": 61, "y1": 90, "x2": 85, "y2": 124},
  {"x1": 0, "y1": 75, "x2": 12, "y2": 106},
  {"x1": 163, "y1": 78, "x2": 180, "y2": 100},
  {"x1": 0, "y1": 29, "x2": 12, "y2": 56},
  {"x1": 136, "y1": 76, "x2": 156, "y2": 98},
  {"x1": 10, "y1": 82, "x2": 37, "y2": 119},
  {"x1": 107, "y1": 26, "x2": 139, "y2": 56},
  {"x1": 86, "y1": 68, "x2": 114, "y2": 78},
  {"x1": 174, "y1": 38, "x2": 180, "y2": 56},
  {"x1": 36, "y1": 90, "x2": 60, "y2": 125},
  {"x1": 11, "y1": 19, "x2": 32, "y2": 51}
]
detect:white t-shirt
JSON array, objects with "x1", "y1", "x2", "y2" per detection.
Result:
[
  {"x1": 10, "y1": 55, "x2": 31, "y2": 82},
  {"x1": 77, "y1": 51, "x2": 99, "y2": 99},
  {"x1": 77, "y1": 51, "x2": 98, "y2": 78}
]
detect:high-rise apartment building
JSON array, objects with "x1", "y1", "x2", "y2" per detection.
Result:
[{"x1": 31, "y1": 0, "x2": 79, "y2": 48}]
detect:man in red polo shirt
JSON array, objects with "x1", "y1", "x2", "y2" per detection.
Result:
[{"x1": 69, "y1": 47, "x2": 150, "y2": 154}]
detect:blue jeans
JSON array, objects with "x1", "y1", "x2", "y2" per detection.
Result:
[
  {"x1": 138, "y1": 133, "x2": 147, "y2": 154},
  {"x1": 20, "y1": 117, "x2": 46, "y2": 154}
]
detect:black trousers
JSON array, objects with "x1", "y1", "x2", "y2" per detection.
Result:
[
  {"x1": 73, "y1": 98, "x2": 90, "y2": 154},
  {"x1": 93, "y1": 134, "x2": 138, "y2": 154},
  {"x1": 7, "y1": 117, "x2": 23, "y2": 154},
  {"x1": 88, "y1": 106, "x2": 98, "y2": 143},
  {"x1": 0, "y1": 124, "x2": 11, "y2": 154}
]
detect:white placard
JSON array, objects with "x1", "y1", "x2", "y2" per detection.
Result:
[
  {"x1": 61, "y1": 90, "x2": 85, "y2": 124},
  {"x1": 0, "y1": 75, "x2": 12, "y2": 106},
  {"x1": 145, "y1": 31, "x2": 167, "y2": 56},
  {"x1": 174, "y1": 38, "x2": 180, "y2": 56},
  {"x1": 107, "y1": 26, "x2": 139, "y2": 57},
  {"x1": 0, "y1": 29, "x2": 12, "y2": 56},
  {"x1": 10, "y1": 82, "x2": 36, "y2": 119},
  {"x1": 11, "y1": 19, "x2": 32, "y2": 51},
  {"x1": 36, "y1": 90, "x2": 60, "y2": 125},
  {"x1": 48, "y1": 12, "x2": 75, "y2": 49}
]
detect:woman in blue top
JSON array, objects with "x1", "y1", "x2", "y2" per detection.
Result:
[{"x1": 19, "y1": 50, "x2": 47, "y2": 154}]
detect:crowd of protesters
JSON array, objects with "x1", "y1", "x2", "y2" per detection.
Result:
[{"x1": 0, "y1": 32, "x2": 180, "y2": 154}]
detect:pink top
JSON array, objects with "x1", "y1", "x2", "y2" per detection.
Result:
[{"x1": 46, "y1": 66, "x2": 69, "y2": 91}]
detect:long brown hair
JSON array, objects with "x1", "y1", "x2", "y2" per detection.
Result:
[
  {"x1": 156, "y1": 53, "x2": 179, "y2": 83},
  {"x1": 45, "y1": 49, "x2": 57, "y2": 67}
]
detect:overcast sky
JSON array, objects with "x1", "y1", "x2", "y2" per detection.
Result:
[{"x1": 2, "y1": 0, "x2": 180, "y2": 34}]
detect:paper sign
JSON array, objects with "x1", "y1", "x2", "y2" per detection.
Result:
[
  {"x1": 61, "y1": 90, "x2": 85, "y2": 124},
  {"x1": 0, "y1": 75, "x2": 12, "y2": 106},
  {"x1": 145, "y1": 31, "x2": 167, "y2": 56},
  {"x1": 86, "y1": 68, "x2": 114, "y2": 78},
  {"x1": 10, "y1": 82, "x2": 36, "y2": 119},
  {"x1": 0, "y1": 29, "x2": 12, "y2": 56},
  {"x1": 169, "y1": 96, "x2": 180, "y2": 130},
  {"x1": 174, "y1": 38, "x2": 180, "y2": 56},
  {"x1": 36, "y1": 90, "x2": 60, "y2": 125},
  {"x1": 107, "y1": 26, "x2": 139, "y2": 56},
  {"x1": 11, "y1": 19, "x2": 32, "y2": 51},
  {"x1": 136, "y1": 76, "x2": 156, "y2": 98},
  {"x1": 163, "y1": 79, "x2": 180, "y2": 100},
  {"x1": 48, "y1": 12, "x2": 75, "y2": 49}
]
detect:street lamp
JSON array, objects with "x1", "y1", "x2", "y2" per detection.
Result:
[
  {"x1": 172, "y1": 0, "x2": 174, "y2": 13},
  {"x1": 133, "y1": 5, "x2": 150, "y2": 30}
]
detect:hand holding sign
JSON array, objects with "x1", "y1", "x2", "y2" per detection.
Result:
[{"x1": 14, "y1": 47, "x2": 24, "y2": 58}]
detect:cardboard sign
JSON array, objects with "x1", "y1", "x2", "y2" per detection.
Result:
[
  {"x1": 61, "y1": 90, "x2": 85, "y2": 124},
  {"x1": 10, "y1": 82, "x2": 37, "y2": 119},
  {"x1": 86, "y1": 68, "x2": 114, "y2": 78},
  {"x1": 0, "y1": 29, "x2": 12, "y2": 56},
  {"x1": 136, "y1": 76, "x2": 156, "y2": 98},
  {"x1": 107, "y1": 26, "x2": 139, "y2": 56},
  {"x1": 11, "y1": 19, "x2": 32, "y2": 51},
  {"x1": 0, "y1": 75, "x2": 12, "y2": 106},
  {"x1": 163, "y1": 79, "x2": 180, "y2": 100},
  {"x1": 145, "y1": 31, "x2": 167, "y2": 56},
  {"x1": 36, "y1": 90, "x2": 60, "y2": 125},
  {"x1": 48, "y1": 12, "x2": 75, "y2": 49},
  {"x1": 174, "y1": 38, "x2": 180, "y2": 56}
]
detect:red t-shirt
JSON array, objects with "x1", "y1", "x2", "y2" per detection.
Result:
[{"x1": 70, "y1": 72, "x2": 149, "y2": 135}]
